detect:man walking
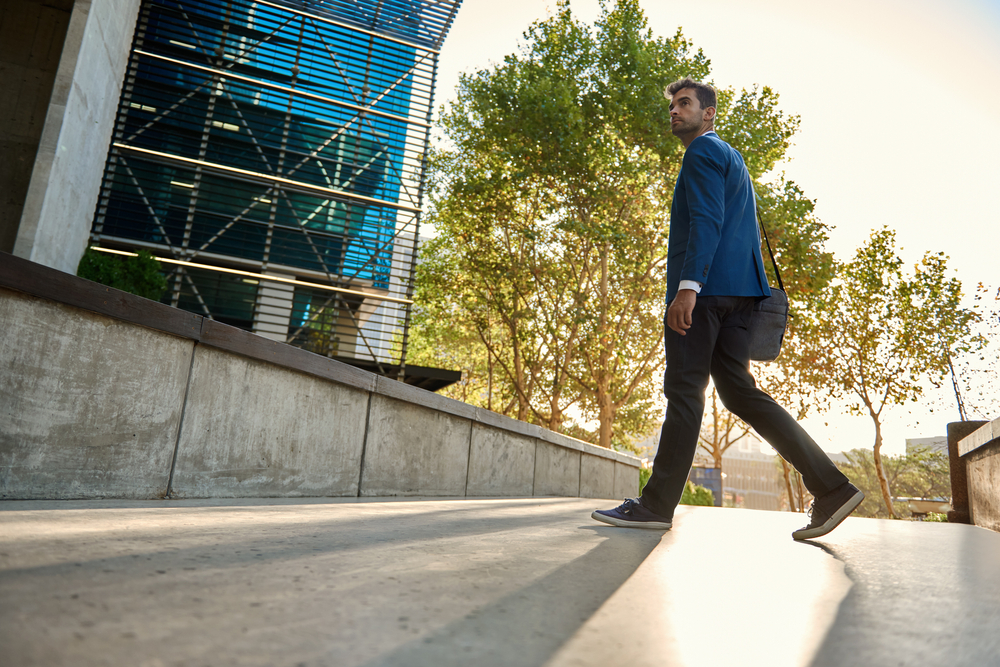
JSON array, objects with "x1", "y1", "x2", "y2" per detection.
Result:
[{"x1": 592, "y1": 78, "x2": 863, "y2": 540}]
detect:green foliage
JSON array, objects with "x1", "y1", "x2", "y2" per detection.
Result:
[
  {"x1": 411, "y1": 0, "x2": 804, "y2": 451},
  {"x1": 923, "y1": 512, "x2": 948, "y2": 523},
  {"x1": 715, "y1": 85, "x2": 798, "y2": 180},
  {"x1": 836, "y1": 446, "x2": 952, "y2": 520},
  {"x1": 803, "y1": 228, "x2": 982, "y2": 516},
  {"x1": 679, "y1": 480, "x2": 714, "y2": 506},
  {"x1": 811, "y1": 228, "x2": 980, "y2": 409},
  {"x1": 639, "y1": 466, "x2": 652, "y2": 494},
  {"x1": 77, "y1": 248, "x2": 167, "y2": 301}
]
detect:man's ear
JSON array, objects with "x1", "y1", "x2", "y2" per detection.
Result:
[{"x1": 704, "y1": 106, "x2": 717, "y2": 122}]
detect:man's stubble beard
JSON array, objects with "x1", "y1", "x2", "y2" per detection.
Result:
[{"x1": 671, "y1": 121, "x2": 698, "y2": 141}]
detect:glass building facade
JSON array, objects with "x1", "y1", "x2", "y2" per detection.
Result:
[{"x1": 89, "y1": 0, "x2": 460, "y2": 382}]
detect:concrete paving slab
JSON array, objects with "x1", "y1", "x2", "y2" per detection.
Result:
[
  {"x1": 806, "y1": 516, "x2": 1000, "y2": 667},
  {"x1": 550, "y1": 508, "x2": 1000, "y2": 667},
  {"x1": 1, "y1": 499, "x2": 998, "y2": 667}
]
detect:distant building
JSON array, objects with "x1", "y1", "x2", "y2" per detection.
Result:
[
  {"x1": 711, "y1": 434, "x2": 787, "y2": 511},
  {"x1": 906, "y1": 436, "x2": 948, "y2": 455}
]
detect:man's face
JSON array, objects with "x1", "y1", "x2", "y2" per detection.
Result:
[{"x1": 668, "y1": 88, "x2": 713, "y2": 138}]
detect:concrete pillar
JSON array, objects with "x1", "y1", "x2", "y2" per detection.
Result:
[
  {"x1": 947, "y1": 420, "x2": 987, "y2": 524},
  {"x1": 12, "y1": 0, "x2": 141, "y2": 274},
  {"x1": 0, "y1": 0, "x2": 74, "y2": 255}
]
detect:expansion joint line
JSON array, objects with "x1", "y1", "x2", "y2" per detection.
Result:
[
  {"x1": 356, "y1": 391, "x2": 375, "y2": 497},
  {"x1": 165, "y1": 340, "x2": 200, "y2": 498}
]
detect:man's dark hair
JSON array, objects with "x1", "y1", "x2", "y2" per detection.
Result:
[{"x1": 666, "y1": 78, "x2": 717, "y2": 110}]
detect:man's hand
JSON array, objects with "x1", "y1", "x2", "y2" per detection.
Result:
[{"x1": 667, "y1": 289, "x2": 697, "y2": 335}]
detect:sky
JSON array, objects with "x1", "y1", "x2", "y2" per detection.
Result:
[{"x1": 431, "y1": 0, "x2": 1000, "y2": 455}]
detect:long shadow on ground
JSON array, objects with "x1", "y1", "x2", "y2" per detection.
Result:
[
  {"x1": 806, "y1": 521, "x2": 1000, "y2": 667},
  {"x1": 360, "y1": 525, "x2": 662, "y2": 667}
]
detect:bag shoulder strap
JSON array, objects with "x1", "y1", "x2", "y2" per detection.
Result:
[{"x1": 755, "y1": 202, "x2": 785, "y2": 292}]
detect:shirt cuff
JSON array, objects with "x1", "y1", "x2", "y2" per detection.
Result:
[{"x1": 678, "y1": 280, "x2": 703, "y2": 294}]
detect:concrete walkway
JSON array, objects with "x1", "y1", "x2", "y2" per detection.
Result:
[{"x1": 2, "y1": 498, "x2": 998, "y2": 667}]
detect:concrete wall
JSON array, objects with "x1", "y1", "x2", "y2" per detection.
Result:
[
  {"x1": 0, "y1": 253, "x2": 641, "y2": 500},
  {"x1": 0, "y1": 289, "x2": 192, "y2": 498},
  {"x1": 12, "y1": 0, "x2": 141, "y2": 274},
  {"x1": 958, "y1": 420, "x2": 1000, "y2": 533},
  {"x1": 0, "y1": 0, "x2": 75, "y2": 254}
]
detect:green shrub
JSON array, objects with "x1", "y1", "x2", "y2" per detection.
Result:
[
  {"x1": 639, "y1": 466, "x2": 652, "y2": 494},
  {"x1": 638, "y1": 471, "x2": 714, "y2": 506},
  {"x1": 680, "y1": 480, "x2": 714, "y2": 506},
  {"x1": 77, "y1": 248, "x2": 167, "y2": 301}
]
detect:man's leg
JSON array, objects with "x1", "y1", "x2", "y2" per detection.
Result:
[
  {"x1": 710, "y1": 299, "x2": 848, "y2": 498},
  {"x1": 637, "y1": 297, "x2": 727, "y2": 519}
]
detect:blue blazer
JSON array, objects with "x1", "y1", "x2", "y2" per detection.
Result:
[{"x1": 666, "y1": 132, "x2": 771, "y2": 303}]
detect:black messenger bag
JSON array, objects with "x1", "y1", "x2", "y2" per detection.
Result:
[{"x1": 748, "y1": 208, "x2": 789, "y2": 363}]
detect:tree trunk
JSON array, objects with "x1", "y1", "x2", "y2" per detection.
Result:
[
  {"x1": 487, "y1": 344, "x2": 493, "y2": 412},
  {"x1": 780, "y1": 458, "x2": 797, "y2": 512},
  {"x1": 598, "y1": 395, "x2": 614, "y2": 449},
  {"x1": 513, "y1": 344, "x2": 528, "y2": 422},
  {"x1": 548, "y1": 392, "x2": 563, "y2": 433},
  {"x1": 871, "y1": 417, "x2": 896, "y2": 518},
  {"x1": 596, "y1": 243, "x2": 613, "y2": 449},
  {"x1": 795, "y1": 471, "x2": 805, "y2": 513}
]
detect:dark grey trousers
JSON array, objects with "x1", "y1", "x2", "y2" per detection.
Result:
[{"x1": 640, "y1": 295, "x2": 848, "y2": 519}]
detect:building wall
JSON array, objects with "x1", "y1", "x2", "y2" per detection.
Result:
[
  {"x1": 721, "y1": 455, "x2": 785, "y2": 511},
  {"x1": 0, "y1": 0, "x2": 74, "y2": 254},
  {"x1": 907, "y1": 436, "x2": 948, "y2": 455},
  {"x1": 86, "y1": 0, "x2": 458, "y2": 371},
  {"x1": 12, "y1": 0, "x2": 141, "y2": 273},
  {"x1": 3, "y1": 0, "x2": 459, "y2": 378},
  {"x1": 958, "y1": 420, "x2": 1000, "y2": 533}
]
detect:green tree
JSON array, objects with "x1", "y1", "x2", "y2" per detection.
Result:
[
  {"x1": 77, "y1": 248, "x2": 167, "y2": 301},
  {"x1": 807, "y1": 228, "x2": 981, "y2": 517},
  {"x1": 895, "y1": 446, "x2": 951, "y2": 502},
  {"x1": 835, "y1": 446, "x2": 951, "y2": 519},
  {"x1": 640, "y1": 468, "x2": 713, "y2": 506},
  {"x1": 413, "y1": 0, "x2": 802, "y2": 450}
]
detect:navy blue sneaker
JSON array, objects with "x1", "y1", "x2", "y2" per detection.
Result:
[{"x1": 592, "y1": 497, "x2": 672, "y2": 530}]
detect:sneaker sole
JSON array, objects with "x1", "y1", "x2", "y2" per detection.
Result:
[
  {"x1": 591, "y1": 510, "x2": 672, "y2": 530},
  {"x1": 792, "y1": 490, "x2": 864, "y2": 540}
]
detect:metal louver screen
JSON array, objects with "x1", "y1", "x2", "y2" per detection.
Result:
[{"x1": 90, "y1": 0, "x2": 457, "y2": 372}]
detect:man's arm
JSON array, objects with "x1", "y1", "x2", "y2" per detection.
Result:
[{"x1": 679, "y1": 141, "x2": 726, "y2": 287}]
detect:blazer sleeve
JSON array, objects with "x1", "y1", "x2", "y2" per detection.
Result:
[{"x1": 679, "y1": 139, "x2": 726, "y2": 285}]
